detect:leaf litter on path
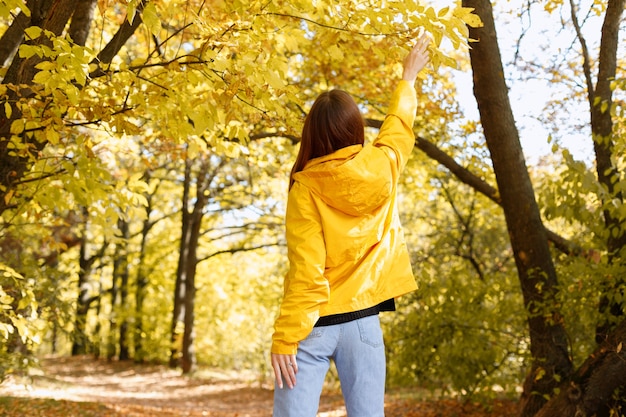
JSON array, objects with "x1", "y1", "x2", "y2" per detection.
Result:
[{"x1": 0, "y1": 356, "x2": 517, "y2": 416}]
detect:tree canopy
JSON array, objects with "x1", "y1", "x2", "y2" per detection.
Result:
[{"x1": 1, "y1": 1, "x2": 625, "y2": 417}]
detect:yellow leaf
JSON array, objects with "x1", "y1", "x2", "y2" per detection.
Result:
[
  {"x1": 464, "y1": 14, "x2": 483, "y2": 28},
  {"x1": 328, "y1": 44, "x2": 344, "y2": 61},
  {"x1": 265, "y1": 70, "x2": 284, "y2": 89},
  {"x1": 35, "y1": 61, "x2": 55, "y2": 70},
  {"x1": 600, "y1": 101, "x2": 608, "y2": 113},
  {"x1": 4, "y1": 189, "x2": 15, "y2": 206},
  {"x1": 425, "y1": 7, "x2": 436, "y2": 20},
  {"x1": 18, "y1": 44, "x2": 39, "y2": 59},
  {"x1": 534, "y1": 367, "x2": 546, "y2": 381},
  {"x1": 32, "y1": 70, "x2": 52, "y2": 85},
  {"x1": 617, "y1": 342, "x2": 623, "y2": 353},
  {"x1": 142, "y1": 3, "x2": 161, "y2": 35},
  {"x1": 10, "y1": 119, "x2": 24, "y2": 135},
  {"x1": 0, "y1": 323, "x2": 14, "y2": 339},
  {"x1": 23, "y1": 25, "x2": 42, "y2": 40},
  {"x1": 130, "y1": 58, "x2": 145, "y2": 68},
  {"x1": 439, "y1": 53, "x2": 458, "y2": 70},
  {"x1": 46, "y1": 127, "x2": 60, "y2": 144},
  {"x1": 4, "y1": 102, "x2": 11, "y2": 118},
  {"x1": 454, "y1": 7, "x2": 483, "y2": 28}
]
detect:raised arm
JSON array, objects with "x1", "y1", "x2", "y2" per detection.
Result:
[{"x1": 372, "y1": 33, "x2": 431, "y2": 177}]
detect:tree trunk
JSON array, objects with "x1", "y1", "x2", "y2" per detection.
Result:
[
  {"x1": 578, "y1": 2, "x2": 625, "y2": 415},
  {"x1": 117, "y1": 219, "x2": 131, "y2": 361},
  {"x1": 93, "y1": 282, "x2": 102, "y2": 358},
  {"x1": 134, "y1": 189, "x2": 155, "y2": 363},
  {"x1": 461, "y1": 1, "x2": 573, "y2": 416},
  {"x1": 0, "y1": 0, "x2": 37, "y2": 66},
  {"x1": 0, "y1": 0, "x2": 144, "y2": 216},
  {"x1": 68, "y1": 0, "x2": 97, "y2": 46},
  {"x1": 72, "y1": 232, "x2": 91, "y2": 356},
  {"x1": 169, "y1": 161, "x2": 192, "y2": 368},
  {"x1": 90, "y1": 0, "x2": 146, "y2": 75},
  {"x1": 534, "y1": 318, "x2": 626, "y2": 417},
  {"x1": 179, "y1": 158, "x2": 212, "y2": 374},
  {"x1": 586, "y1": 0, "x2": 626, "y2": 345},
  {"x1": 107, "y1": 251, "x2": 119, "y2": 361},
  {"x1": 71, "y1": 208, "x2": 108, "y2": 356},
  {"x1": 174, "y1": 154, "x2": 224, "y2": 373},
  {"x1": 181, "y1": 238, "x2": 198, "y2": 374},
  {"x1": 0, "y1": 0, "x2": 76, "y2": 214},
  {"x1": 3, "y1": 0, "x2": 75, "y2": 85}
]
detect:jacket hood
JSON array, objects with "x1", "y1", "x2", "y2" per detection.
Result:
[{"x1": 293, "y1": 144, "x2": 393, "y2": 216}]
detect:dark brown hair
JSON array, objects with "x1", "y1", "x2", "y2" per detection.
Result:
[{"x1": 290, "y1": 90, "x2": 365, "y2": 188}]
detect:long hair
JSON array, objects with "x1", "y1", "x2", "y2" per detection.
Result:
[{"x1": 290, "y1": 90, "x2": 365, "y2": 188}]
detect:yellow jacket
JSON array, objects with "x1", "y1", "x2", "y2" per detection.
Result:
[{"x1": 271, "y1": 80, "x2": 419, "y2": 355}]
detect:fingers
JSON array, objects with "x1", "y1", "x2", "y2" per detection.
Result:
[
  {"x1": 281, "y1": 355, "x2": 297, "y2": 389},
  {"x1": 288, "y1": 355, "x2": 298, "y2": 374},
  {"x1": 401, "y1": 31, "x2": 431, "y2": 82},
  {"x1": 271, "y1": 353, "x2": 298, "y2": 390},
  {"x1": 271, "y1": 355, "x2": 283, "y2": 389},
  {"x1": 418, "y1": 32, "x2": 431, "y2": 50},
  {"x1": 413, "y1": 33, "x2": 431, "y2": 59}
]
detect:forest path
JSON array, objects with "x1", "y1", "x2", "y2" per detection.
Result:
[
  {"x1": 0, "y1": 356, "x2": 518, "y2": 416},
  {"x1": 0, "y1": 355, "x2": 346, "y2": 416}
]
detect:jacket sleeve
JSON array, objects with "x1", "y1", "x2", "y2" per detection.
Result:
[
  {"x1": 271, "y1": 182, "x2": 329, "y2": 355},
  {"x1": 372, "y1": 80, "x2": 418, "y2": 180}
]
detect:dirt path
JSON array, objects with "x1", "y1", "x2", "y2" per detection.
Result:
[
  {"x1": 0, "y1": 356, "x2": 346, "y2": 416},
  {"x1": 1, "y1": 356, "x2": 520, "y2": 417}
]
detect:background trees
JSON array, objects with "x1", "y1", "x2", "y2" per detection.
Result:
[
  {"x1": 0, "y1": 1, "x2": 625, "y2": 417},
  {"x1": 464, "y1": 1, "x2": 624, "y2": 415}
]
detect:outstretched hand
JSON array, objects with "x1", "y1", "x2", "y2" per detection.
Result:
[{"x1": 402, "y1": 32, "x2": 431, "y2": 83}]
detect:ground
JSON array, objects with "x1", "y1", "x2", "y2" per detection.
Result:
[{"x1": 0, "y1": 356, "x2": 517, "y2": 416}]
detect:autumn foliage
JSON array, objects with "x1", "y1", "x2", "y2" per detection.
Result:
[{"x1": 0, "y1": 1, "x2": 625, "y2": 417}]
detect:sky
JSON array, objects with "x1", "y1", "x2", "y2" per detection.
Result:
[{"x1": 436, "y1": 0, "x2": 620, "y2": 164}]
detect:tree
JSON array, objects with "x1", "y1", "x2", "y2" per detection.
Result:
[
  {"x1": 462, "y1": 0, "x2": 572, "y2": 414},
  {"x1": 460, "y1": 0, "x2": 625, "y2": 416},
  {"x1": 170, "y1": 152, "x2": 225, "y2": 373},
  {"x1": 1, "y1": 0, "x2": 474, "y2": 376},
  {"x1": 70, "y1": 211, "x2": 108, "y2": 356},
  {"x1": 583, "y1": 0, "x2": 626, "y2": 344},
  {"x1": 7, "y1": 3, "x2": 622, "y2": 415},
  {"x1": 170, "y1": 145, "x2": 290, "y2": 373}
]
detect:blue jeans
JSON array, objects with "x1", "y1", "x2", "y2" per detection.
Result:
[{"x1": 273, "y1": 314, "x2": 386, "y2": 417}]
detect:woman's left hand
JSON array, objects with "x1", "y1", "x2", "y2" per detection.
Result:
[
  {"x1": 271, "y1": 353, "x2": 298, "y2": 389},
  {"x1": 402, "y1": 32, "x2": 431, "y2": 83}
]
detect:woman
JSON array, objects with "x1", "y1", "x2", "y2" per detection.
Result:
[{"x1": 271, "y1": 34, "x2": 431, "y2": 416}]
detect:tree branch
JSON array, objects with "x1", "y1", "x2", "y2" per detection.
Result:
[
  {"x1": 264, "y1": 12, "x2": 396, "y2": 37},
  {"x1": 196, "y1": 242, "x2": 280, "y2": 264},
  {"x1": 568, "y1": 0, "x2": 595, "y2": 104},
  {"x1": 365, "y1": 117, "x2": 586, "y2": 257},
  {"x1": 89, "y1": 0, "x2": 147, "y2": 77}
]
